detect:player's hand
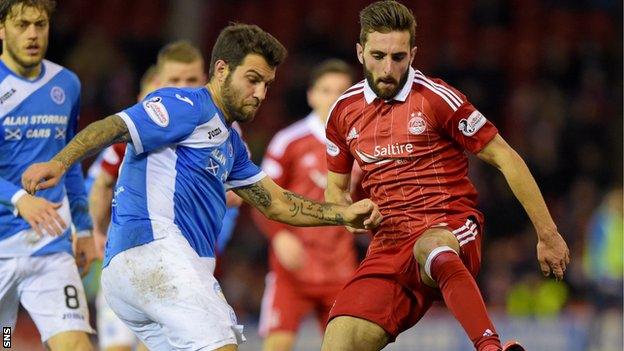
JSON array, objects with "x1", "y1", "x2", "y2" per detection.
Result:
[
  {"x1": 21, "y1": 160, "x2": 67, "y2": 194},
  {"x1": 273, "y1": 230, "x2": 305, "y2": 271},
  {"x1": 536, "y1": 229, "x2": 570, "y2": 281},
  {"x1": 92, "y1": 228, "x2": 107, "y2": 260},
  {"x1": 15, "y1": 194, "x2": 67, "y2": 237},
  {"x1": 344, "y1": 199, "x2": 382, "y2": 230},
  {"x1": 73, "y1": 235, "x2": 97, "y2": 277}
]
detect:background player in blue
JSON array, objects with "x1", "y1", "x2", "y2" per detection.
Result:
[
  {"x1": 23, "y1": 23, "x2": 382, "y2": 351},
  {"x1": 0, "y1": 0, "x2": 95, "y2": 350}
]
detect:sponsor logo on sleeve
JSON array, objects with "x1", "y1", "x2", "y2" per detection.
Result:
[
  {"x1": 408, "y1": 112, "x2": 426, "y2": 135},
  {"x1": 143, "y1": 97, "x2": 169, "y2": 127},
  {"x1": 458, "y1": 110, "x2": 486, "y2": 136},
  {"x1": 326, "y1": 139, "x2": 340, "y2": 157},
  {"x1": 50, "y1": 86, "x2": 65, "y2": 105}
]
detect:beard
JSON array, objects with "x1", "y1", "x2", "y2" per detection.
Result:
[
  {"x1": 7, "y1": 42, "x2": 45, "y2": 69},
  {"x1": 363, "y1": 62, "x2": 410, "y2": 100},
  {"x1": 221, "y1": 73, "x2": 259, "y2": 123}
]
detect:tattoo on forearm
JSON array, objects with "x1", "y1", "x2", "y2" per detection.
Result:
[
  {"x1": 238, "y1": 182, "x2": 272, "y2": 208},
  {"x1": 53, "y1": 115, "x2": 130, "y2": 169},
  {"x1": 283, "y1": 191, "x2": 345, "y2": 225}
]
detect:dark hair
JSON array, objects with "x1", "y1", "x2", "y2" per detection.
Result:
[
  {"x1": 157, "y1": 40, "x2": 203, "y2": 69},
  {"x1": 0, "y1": 0, "x2": 56, "y2": 23},
  {"x1": 359, "y1": 0, "x2": 416, "y2": 46},
  {"x1": 309, "y1": 59, "x2": 354, "y2": 88},
  {"x1": 208, "y1": 23, "x2": 287, "y2": 79}
]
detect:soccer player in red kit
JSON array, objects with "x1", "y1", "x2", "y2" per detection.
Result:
[
  {"x1": 254, "y1": 60, "x2": 358, "y2": 351},
  {"x1": 321, "y1": 2, "x2": 570, "y2": 351}
]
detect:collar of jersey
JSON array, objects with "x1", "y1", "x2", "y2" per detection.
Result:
[
  {"x1": 363, "y1": 66, "x2": 415, "y2": 104},
  {"x1": 0, "y1": 58, "x2": 47, "y2": 83}
]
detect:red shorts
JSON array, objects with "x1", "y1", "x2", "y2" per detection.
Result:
[
  {"x1": 328, "y1": 214, "x2": 483, "y2": 340},
  {"x1": 258, "y1": 272, "x2": 345, "y2": 336}
]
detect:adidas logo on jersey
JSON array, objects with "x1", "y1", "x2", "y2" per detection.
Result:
[{"x1": 346, "y1": 127, "x2": 359, "y2": 141}]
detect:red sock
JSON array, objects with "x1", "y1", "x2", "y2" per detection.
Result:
[{"x1": 428, "y1": 249, "x2": 501, "y2": 351}]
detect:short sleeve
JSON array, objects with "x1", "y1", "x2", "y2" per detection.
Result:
[
  {"x1": 117, "y1": 88, "x2": 201, "y2": 154},
  {"x1": 325, "y1": 101, "x2": 354, "y2": 173},
  {"x1": 225, "y1": 129, "x2": 265, "y2": 189},
  {"x1": 426, "y1": 77, "x2": 498, "y2": 154}
]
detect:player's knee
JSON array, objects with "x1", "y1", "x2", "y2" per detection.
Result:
[
  {"x1": 263, "y1": 331, "x2": 295, "y2": 351},
  {"x1": 214, "y1": 344, "x2": 237, "y2": 351},
  {"x1": 412, "y1": 228, "x2": 459, "y2": 266},
  {"x1": 322, "y1": 316, "x2": 388, "y2": 351},
  {"x1": 47, "y1": 331, "x2": 93, "y2": 351}
]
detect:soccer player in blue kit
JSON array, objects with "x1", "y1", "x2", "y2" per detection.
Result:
[
  {"x1": 0, "y1": 0, "x2": 95, "y2": 350},
  {"x1": 22, "y1": 23, "x2": 382, "y2": 351}
]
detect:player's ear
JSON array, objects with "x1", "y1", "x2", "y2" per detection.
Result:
[
  {"x1": 410, "y1": 46, "x2": 418, "y2": 64},
  {"x1": 213, "y1": 60, "x2": 229, "y2": 83},
  {"x1": 356, "y1": 43, "x2": 364, "y2": 64},
  {"x1": 0, "y1": 22, "x2": 5, "y2": 41}
]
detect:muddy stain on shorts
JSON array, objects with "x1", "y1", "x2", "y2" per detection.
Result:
[{"x1": 127, "y1": 257, "x2": 179, "y2": 303}]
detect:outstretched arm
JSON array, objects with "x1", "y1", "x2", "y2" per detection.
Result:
[
  {"x1": 477, "y1": 134, "x2": 570, "y2": 280},
  {"x1": 22, "y1": 115, "x2": 130, "y2": 194},
  {"x1": 234, "y1": 176, "x2": 381, "y2": 230}
]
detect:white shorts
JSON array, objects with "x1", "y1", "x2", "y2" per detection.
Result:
[
  {"x1": 101, "y1": 230, "x2": 245, "y2": 351},
  {"x1": 96, "y1": 289, "x2": 138, "y2": 349},
  {"x1": 0, "y1": 252, "x2": 94, "y2": 342}
]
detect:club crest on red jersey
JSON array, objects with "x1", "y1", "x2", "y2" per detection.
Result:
[{"x1": 408, "y1": 112, "x2": 426, "y2": 135}]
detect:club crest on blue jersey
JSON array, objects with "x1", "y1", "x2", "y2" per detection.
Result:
[{"x1": 50, "y1": 86, "x2": 65, "y2": 105}]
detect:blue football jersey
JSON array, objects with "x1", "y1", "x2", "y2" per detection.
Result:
[
  {"x1": 104, "y1": 87, "x2": 264, "y2": 266},
  {"x1": 0, "y1": 60, "x2": 92, "y2": 257}
]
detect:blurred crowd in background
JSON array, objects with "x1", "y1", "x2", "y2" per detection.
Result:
[{"x1": 15, "y1": 0, "x2": 622, "y2": 346}]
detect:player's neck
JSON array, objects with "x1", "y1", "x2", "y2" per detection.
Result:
[
  {"x1": 313, "y1": 108, "x2": 329, "y2": 124},
  {"x1": 0, "y1": 54, "x2": 42, "y2": 80},
  {"x1": 206, "y1": 81, "x2": 233, "y2": 124}
]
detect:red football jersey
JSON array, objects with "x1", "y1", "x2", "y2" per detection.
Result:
[
  {"x1": 100, "y1": 143, "x2": 126, "y2": 179},
  {"x1": 254, "y1": 113, "x2": 357, "y2": 285},
  {"x1": 326, "y1": 68, "x2": 498, "y2": 250}
]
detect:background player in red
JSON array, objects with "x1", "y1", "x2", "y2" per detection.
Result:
[
  {"x1": 321, "y1": 2, "x2": 570, "y2": 351},
  {"x1": 253, "y1": 59, "x2": 358, "y2": 351}
]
